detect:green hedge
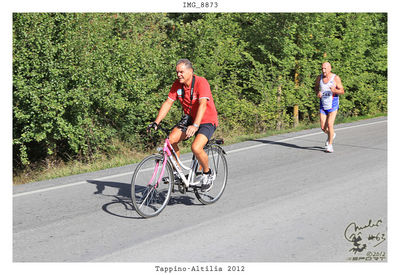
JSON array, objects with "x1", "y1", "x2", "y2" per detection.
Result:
[{"x1": 13, "y1": 13, "x2": 387, "y2": 168}]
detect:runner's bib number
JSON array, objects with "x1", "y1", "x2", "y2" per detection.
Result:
[
  {"x1": 321, "y1": 91, "x2": 333, "y2": 110},
  {"x1": 320, "y1": 75, "x2": 336, "y2": 110}
]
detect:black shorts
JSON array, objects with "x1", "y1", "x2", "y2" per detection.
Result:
[
  {"x1": 196, "y1": 123, "x2": 217, "y2": 141},
  {"x1": 177, "y1": 120, "x2": 216, "y2": 141}
]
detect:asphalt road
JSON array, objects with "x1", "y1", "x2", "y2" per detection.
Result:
[{"x1": 13, "y1": 117, "x2": 387, "y2": 262}]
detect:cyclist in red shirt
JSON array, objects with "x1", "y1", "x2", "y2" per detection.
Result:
[{"x1": 148, "y1": 59, "x2": 218, "y2": 190}]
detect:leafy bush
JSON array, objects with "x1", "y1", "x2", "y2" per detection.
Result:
[{"x1": 13, "y1": 13, "x2": 387, "y2": 169}]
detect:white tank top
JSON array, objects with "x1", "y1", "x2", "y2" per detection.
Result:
[{"x1": 320, "y1": 74, "x2": 336, "y2": 110}]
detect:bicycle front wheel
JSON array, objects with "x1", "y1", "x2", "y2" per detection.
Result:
[
  {"x1": 194, "y1": 146, "x2": 228, "y2": 204},
  {"x1": 131, "y1": 154, "x2": 173, "y2": 218}
]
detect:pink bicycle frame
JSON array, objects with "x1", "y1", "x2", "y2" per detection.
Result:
[
  {"x1": 148, "y1": 138, "x2": 173, "y2": 188},
  {"x1": 150, "y1": 137, "x2": 194, "y2": 188}
]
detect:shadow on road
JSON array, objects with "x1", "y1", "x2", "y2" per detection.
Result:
[
  {"x1": 88, "y1": 179, "x2": 131, "y2": 196},
  {"x1": 87, "y1": 180, "x2": 198, "y2": 219},
  {"x1": 252, "y1": 139, "x2": 325, "y2": 151}
]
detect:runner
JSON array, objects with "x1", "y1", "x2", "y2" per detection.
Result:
[{"x1": 314, "y1": 62, "x2": 345, "y2": 152}]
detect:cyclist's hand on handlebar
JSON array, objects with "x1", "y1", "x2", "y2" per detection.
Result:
[{"x1": 147, "y1": 122, "x2": 159, "y2": 133}]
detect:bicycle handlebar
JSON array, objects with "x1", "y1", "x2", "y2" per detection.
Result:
[
  {"x1": 148, "y1": 123, "x2": 224, "y2": 146},
  {"x1": 157, "y1": 124, "x2": 171, "y2": 136},
  {"x1": 147, "y1": 123, "x2": 172, "y2": 137}
]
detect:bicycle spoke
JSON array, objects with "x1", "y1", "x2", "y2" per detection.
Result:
[
  {"x1": 139, "y1": 186, "x2": 154, "y2": 210},
  {"x1": 131, "y1": 154, "x2": 173, "y2": 218},
  {"x1": 210, "y1": 148, "x2": 220, "y2": 175},
  {"x1": 194, "y1": 146, "x2": 227, "y2": 205}
]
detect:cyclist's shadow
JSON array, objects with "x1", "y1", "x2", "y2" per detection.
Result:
[{"x1": 87, "y1": 180, "x2": 197, "y2": 219}]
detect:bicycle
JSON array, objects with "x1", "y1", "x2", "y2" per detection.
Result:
[{"x1": 130, "y1": 125, "x2": 228, "y2": 218}]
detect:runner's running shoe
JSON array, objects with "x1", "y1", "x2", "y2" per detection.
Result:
[
  {"x1": 325, "y1": 133, "x2": 336, "y2": 148},
  {"x1": 326, "y1": 144, "x2": 334, "y2": 153}
]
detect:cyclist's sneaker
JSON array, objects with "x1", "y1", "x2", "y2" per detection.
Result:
[
  {"x1": 193, "y1": 172, "x2": 203, "y2": 185},
  {"x1": 200, "y1": 169, "x2": 215, "y2": 192},
  {"x1": 325, "y1": 144, "x2": 334, "y2": 153},
  {"x1": 325, "y1": 133, "x2": 336, "y2": 148}
]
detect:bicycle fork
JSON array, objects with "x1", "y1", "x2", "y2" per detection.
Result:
[{"x1": 148, "y1": 156, "x2": 167, "y2": 188}]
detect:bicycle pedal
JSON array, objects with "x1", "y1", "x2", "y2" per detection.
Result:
[
  {"x1": 178, "y1": 183, "x2": 187, "y2": 194},
  {"x1": 189, "y1": 180, "x2": 202, "y2": 188},
  {"x1": 173, "y1": 178, "x2": 182, "y2": 185}
]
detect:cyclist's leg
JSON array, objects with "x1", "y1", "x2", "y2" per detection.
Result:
[
  {"x1": 169, "y1": 127, "x2": 188, "y2": 158},
  {"x1": 191, "y1": 133, "x2": 210, "y2": 173},
  {"x1": 191, "y1": 124, "x2": 216, "y2": 173}
]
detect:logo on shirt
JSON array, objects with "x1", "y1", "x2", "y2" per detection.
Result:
[{"x1": 177, "y1": 89, "x2": 183, "y2": 97}]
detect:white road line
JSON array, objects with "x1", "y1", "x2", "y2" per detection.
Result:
[
  {"x1": 228, "y1": 119, "x2": 387, "y2": 155},
  {"x1": 13, "y1": 119, "x2": 387, "y2": 198},
  {"x1": 13, "y1": 171, "x2": 132, "y2": 198},
  {"x1": 13, "y1": 160, "x2": 191, "y2": 198}
]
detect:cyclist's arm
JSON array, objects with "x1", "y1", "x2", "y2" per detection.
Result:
[
  {"x1": 193, "y1": 98, "x2": 207, "y2": 126},
  {"x1": 186, "y1": 98, "x2": 207, "y2": 137},
  {"x1": 154, "y1": 98, "x2": 174, "y2": 125}
]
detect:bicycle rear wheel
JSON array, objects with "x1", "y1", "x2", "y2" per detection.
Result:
[
  {"x1": 194, "y1": 146, "x2": 228, "y2": 204},
  {"x1": 131, "y1": 154, "x2": 173, "y2": 218}
]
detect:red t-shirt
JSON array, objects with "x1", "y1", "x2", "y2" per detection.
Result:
[{"x1": 168, "y1": 75, "x2": 218, "y2": 126}]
